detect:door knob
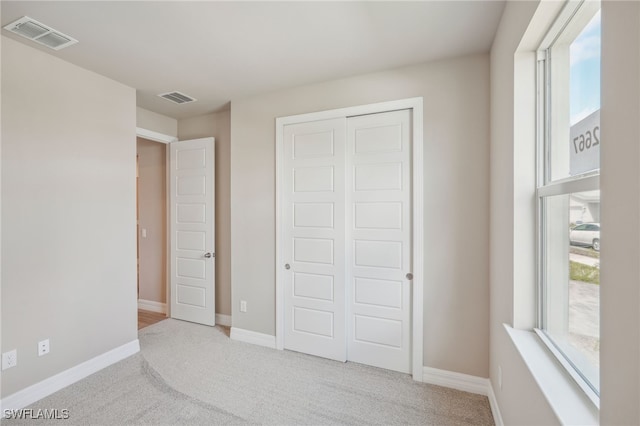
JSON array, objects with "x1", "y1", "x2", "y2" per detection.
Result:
[
  {"x1": 406, "y1": 273, "x2": 413, "y2": 280},
  {"x1": 204, "y1": 252, "x2": 214, "y2": 259},
  {"x1": 284, "y1": 264, "x2": 291, "y2": 270}
]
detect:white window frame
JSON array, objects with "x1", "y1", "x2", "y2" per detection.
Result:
[{"x1": 535, "y1": 0, "x2": 601, "y2": 407}]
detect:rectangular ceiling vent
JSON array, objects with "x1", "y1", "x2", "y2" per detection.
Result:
[
  {"x1": 158, "y1": 91, "x2": 197, "y2": 105},
  {"x1": 3, "y1": 16, "x2": 78, "y2": 51}
]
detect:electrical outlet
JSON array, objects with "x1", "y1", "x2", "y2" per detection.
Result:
[
  {"x1": 38, "y1": 339, "x2": 50, "y2": 357},
  {"x1": 240, "y1": 300, "x2": 247, "y2": 313},
  {"x1": 2, "y1": 349, "x2": 17, "y2": 370}
]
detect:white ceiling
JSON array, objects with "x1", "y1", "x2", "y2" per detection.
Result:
[{"x1": 1, "y1": 1, "x2": 505, "y2": 120}]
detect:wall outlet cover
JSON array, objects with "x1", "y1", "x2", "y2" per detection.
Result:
[
  {"x1": 2, "y1": 349, "x2": 17, "y2": 370},
  {"x1": 38, "y1": 339, "x2": 50, "y2": 356}
]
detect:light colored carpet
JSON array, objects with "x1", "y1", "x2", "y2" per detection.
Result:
[{"x1": 5, "y1": 319, "x2": 494, "y2": 425}]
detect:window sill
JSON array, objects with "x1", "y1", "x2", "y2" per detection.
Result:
[{"x1": 504, "y1": 324, "x2": 598, "y2": 425}]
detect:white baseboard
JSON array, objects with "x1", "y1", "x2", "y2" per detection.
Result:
[
  {"x1": 230, "y1": 327, "x2": 276, "y2": 349},
  {"x1": 0, "y1": 340, "x2": 140, "y2": 412},
  {"x1": 215, "y1": 314, "x2": 232, "y2": 327},
  {"x1": 423, "y1": 367, "x2": 503, "y2": 425},
  {"x1": 138, "y1": 299, "x2": 167, "y2": 314},
  {"x1": 422, "y1": 366, "x2": 490, "y2": 396},
  {"x1": 487, "y1": 382, "x2": 504, "y2": 426}
]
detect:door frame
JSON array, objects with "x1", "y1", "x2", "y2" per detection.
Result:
[
  {"x1": 274, "y1": 97, "x2": 424, "y2": 381},
  {"x1": 136, "y1": 127, "x2": 177, "y2": 318}
]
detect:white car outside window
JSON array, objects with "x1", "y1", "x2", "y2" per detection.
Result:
[{"x1": 569, "y1": 222, "x2": 600, "y2": 251}]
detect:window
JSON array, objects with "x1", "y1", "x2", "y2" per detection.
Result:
[{"x1": 537, "y1": 1, "x2": 601, "y2": 400}]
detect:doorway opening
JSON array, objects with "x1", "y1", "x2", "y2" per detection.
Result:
[{"x1": 137, "y1": 137, "x2": 169, "y2": 329}]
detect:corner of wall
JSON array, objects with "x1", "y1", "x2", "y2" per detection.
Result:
[
  {"x1": 136, "y1": 107, "x2": 178, "y2": 138},
  {"x1": 489, "y1": 0, "x2": 562, "y2": 423}
]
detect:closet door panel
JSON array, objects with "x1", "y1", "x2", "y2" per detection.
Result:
[
  {"x1": 346, "y1": 110, "x2": 413, "y2": 374},
  {"x1": 282, "y1": 118, "x2": 347, "y2": 362}
]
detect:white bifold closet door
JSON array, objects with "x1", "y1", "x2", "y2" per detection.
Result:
[{"x1": 283, "y1": 110, "x2": 412, "y2": 374}]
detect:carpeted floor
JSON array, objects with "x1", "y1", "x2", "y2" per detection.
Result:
[{"x1": 4, "y1": 319, "x2": 494, "y2": 425}]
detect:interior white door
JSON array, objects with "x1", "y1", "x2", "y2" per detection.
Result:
[
  {"x1": 346, "y1": 110, "x2": 412, "y2": 373},
  {"x1": 169, "y1": 137, "x2": 216, "y2": 326},
  {"x1": 282, "y1": 118, "x2": 347, "y2": 361}
]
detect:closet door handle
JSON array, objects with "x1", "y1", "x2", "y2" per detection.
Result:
[
  {"x1": 204, "y1": 252, "x2": 214, "y2": 259},
  {"x1": 285, "y1": 264, "x2": 291, "y2": 270},
  {"x1": 406, "y1": 273, "x2": 413, "y2": 280}
]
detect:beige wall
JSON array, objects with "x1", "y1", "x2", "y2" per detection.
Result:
[
  {"x1": 1, "y1": 36, "x2": 137, "y2": 397},
  {"x1": 0, "y1": 5, "x2": 4, "y2": 402},
  {"x1": 178, "y1": 111, "x2": 231, "y2": 317},
  {"x1": 489, "y1": 2, "x2": 560, "y2": 423},
  {"x1": 600, "y1": 1, "x2": 640, "y2": 423},
  {"x1": 137, "y1": 107, "x2": 177, "y2": 138},
  {"x1": 137, "y1": 138, "x2": 167, "y2": 305},
  {"x1": 230, "y1": 54, "x2": 490, "y2": 377}
]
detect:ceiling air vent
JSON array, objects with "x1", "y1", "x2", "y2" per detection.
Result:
[
  {"x1": 158, "y1": 91, "x2": 197, "y2": 105},
  {"x1": 3, "y1": 16, "x2": 78, "y2": 50}
]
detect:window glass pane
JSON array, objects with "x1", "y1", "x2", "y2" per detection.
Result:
[
  {"x1": 543, "y1": 190, "x2": 600, "y2": 392},
  {"x1": 548, "y1": 7, "x2": 601, "y2": 182}
]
